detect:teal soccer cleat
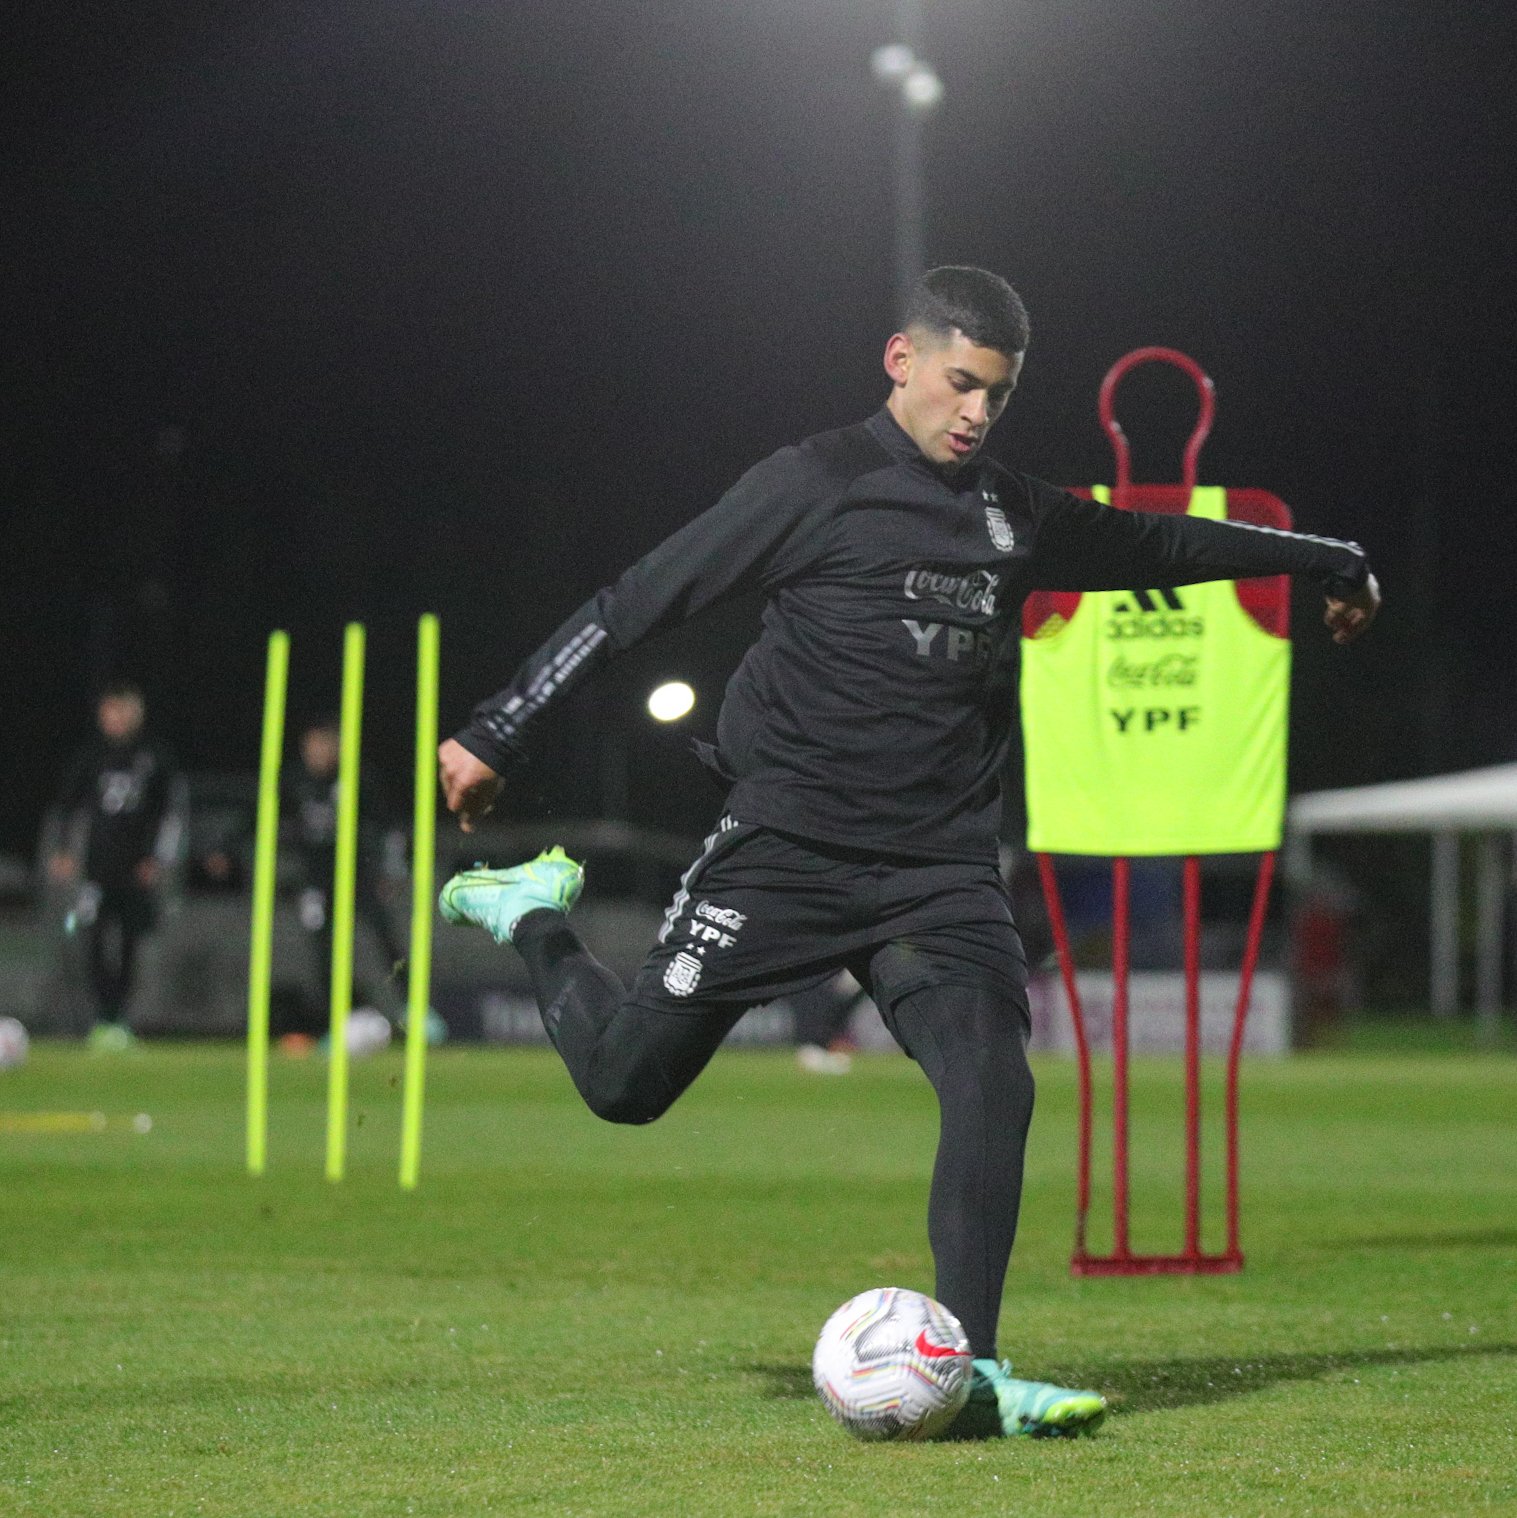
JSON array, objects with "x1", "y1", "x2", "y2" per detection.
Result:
[
  {"x1": 941, "y1": 1359, "x2": 1106, "y2": 1440},
  {"x1": 438, "y1": 846, "x2": 585, "y2": 945}
]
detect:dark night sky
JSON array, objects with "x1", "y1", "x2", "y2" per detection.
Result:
[{"x1": 4, "y1": 0, "x2": 1515, "y2": 855}]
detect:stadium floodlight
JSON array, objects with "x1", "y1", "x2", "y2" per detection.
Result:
[
  {"x1": 647, "y1": 681, "x2": 696, "y2": 723},
  {"x1": 901, "y1": 63, "x2": 944, "y2": 115},
  {"x1": 870, "y1": 43, "x2": 916, "y2": 84},
  {"x1": 871, "y1": 4, "x2": 943, "y2": 320}
]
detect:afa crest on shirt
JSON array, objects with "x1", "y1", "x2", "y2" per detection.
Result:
[{"x1": 985, "y1": 503, "x2": 1016, "y2": 553}]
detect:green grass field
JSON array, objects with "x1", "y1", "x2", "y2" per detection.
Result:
[{"x1": 2, "y1": 1039, "x2": 1514, "y2": 1516}]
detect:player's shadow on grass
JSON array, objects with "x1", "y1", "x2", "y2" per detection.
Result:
[
  {"x1": 1082, "y1": 1341, "x2": 1517, "y2": 1413},
  {"x1": 749, "y1": 1341, "x2": 1517, "y2": 1414}
]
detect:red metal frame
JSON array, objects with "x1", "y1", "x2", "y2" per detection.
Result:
[
  {"x1": 1039, "y1": 852, "x2": 1277, "y2": 1275},
  {"x1": 1099, "y1": 345, "x2": 1216, "y2": 507},
  {"x1": 1031, "y1": 348, "x2": 1290, "y2": 1277}
]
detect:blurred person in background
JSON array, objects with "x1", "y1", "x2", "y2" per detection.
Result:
[
  {"x1": 791, "y1": 970, "x2": 866, "y2": 1074},
  {"x1": 1290, "y1": 864, "x2": 1361, "y2": 1046},
  {"x1": 48, "y1": 682, "x2": 175, "y2": 1049},
  {"x1": 285, "y1": 717, "x2": 404, "y2": 1034}
]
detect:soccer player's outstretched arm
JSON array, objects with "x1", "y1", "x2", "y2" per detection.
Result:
[
  {"x1": 439, "y1": 450, "x2": 826, "y2": 830},
  {"x1": 1029, "y1": 484, "x2": 1380, "y2": 644}
]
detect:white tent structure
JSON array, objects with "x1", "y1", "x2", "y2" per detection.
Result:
[{"x1": 1287, "y1": 763, "x2": 1517, "y2": 1033}]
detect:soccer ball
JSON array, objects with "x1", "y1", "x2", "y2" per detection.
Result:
[
  {"x1": 812, "y1": 1287, "x2": 973, "y2": 1441},
  {"x1": 344, "y1": 1008, "x2": 392, "y2": 1057},
  {"x1": 0, "y1": 1016, "x2": 29, "y2": 1071}
]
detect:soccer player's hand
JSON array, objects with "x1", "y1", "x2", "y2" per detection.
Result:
[
  {"x1": 438, "y1": 739, "x2": 503, "y2": 833},
  {"x1": 1324, "y1": 572, "x2": 1380, "y2": 645}
]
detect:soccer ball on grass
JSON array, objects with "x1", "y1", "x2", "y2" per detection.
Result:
[{"x1": 812, "y1": 1286, "x2": 972, "y2": 1441}]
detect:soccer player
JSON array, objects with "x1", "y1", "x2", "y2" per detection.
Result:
[
  {"x1": 435, "y1": 268, "x2": 1380, "y2": 1438},
  {"x1": 285, "y1": 717, "x2": 405, "y2": 1031},
  {"x1": 48, "y1": 683, "x2": 177, "y2": 1049}
]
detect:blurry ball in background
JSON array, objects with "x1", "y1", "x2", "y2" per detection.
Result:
[
  {"x1": 0, "y1": 1017, "x2": 30, "y2": 1071},
  {"x1": 345, "y1": 1008, "x2": 393, "y2": 1058}
]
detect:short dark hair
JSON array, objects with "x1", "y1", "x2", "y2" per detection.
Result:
[
  {"x1": 903, "y1": 266, "x2": 1030, "y2": 356},
  {"x1": 98, "y1": 680, "x2": 143, "y2": 704}
]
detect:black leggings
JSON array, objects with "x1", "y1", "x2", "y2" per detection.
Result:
[
  {"x1": 515, "y1": 910, "x2": 1034, "y2": 1359},
  {"x1": 306, "y1": 885, "x2": 406, "y2": 1017},
  {"x1": 86, "y1": 884, "x2": 154, "y2": 1023}
]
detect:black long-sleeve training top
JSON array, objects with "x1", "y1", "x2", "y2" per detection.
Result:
[
  {"x1": 456, "y1": 407, "x2": 1369, "y2": 863},
  {"x1": 54, "y1": 736, "x2": 175, "y2": 882}
]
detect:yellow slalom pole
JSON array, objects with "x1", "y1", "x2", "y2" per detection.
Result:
[
  {"x1": 246, "y1": 630, "x2": 289, "y2": 1177},
  {"x1": 399, "y1": 613, "x2": 440, "y2": 1189},
  {"x1": 325, "y1": 621, "x2": 366, "y2": 1183}
]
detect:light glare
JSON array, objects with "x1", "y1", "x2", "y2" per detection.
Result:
[
  {"x1": 902, "y1": 65, "x2": 944, "y2": 114},
  {"x1": 647, "y1": 681, "x2": 696, "y2": 722},
  {"x1": 871, "y1": 44, "x2": 915, "y2": 84}
]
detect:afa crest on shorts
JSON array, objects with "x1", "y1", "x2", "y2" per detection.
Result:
[{"x1": 663, "y1": 950, "x2": 704, "y2": 998}]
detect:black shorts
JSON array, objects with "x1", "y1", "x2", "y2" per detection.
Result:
[{"x1": 628, "y1": 819, "x2": 1028, "y2": 1019}]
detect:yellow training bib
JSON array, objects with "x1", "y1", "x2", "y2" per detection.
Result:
[{"x1": 1021, "y1": 488, "x2": 1290, "y2": 855}]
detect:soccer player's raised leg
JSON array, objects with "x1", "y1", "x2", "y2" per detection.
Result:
[
  {"x1": 440, "y1": 847, "x2": 586, "y2": 946},
  {"x1": 440, "y1": 849, "x2": 744, "y2": 1124}
]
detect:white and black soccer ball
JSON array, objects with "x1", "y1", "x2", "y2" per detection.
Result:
[
  {"x1": 812, "y1": 1287, "x2": 973, "y2": 1441},
  {"x1": 0, "y1": 1016, "x2": 29, "y2": 1071}
]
